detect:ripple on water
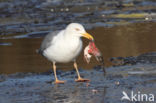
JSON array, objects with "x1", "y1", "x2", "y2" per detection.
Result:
[{"x1": 0, "y1": 42, "x2": 12, "y2": 46}]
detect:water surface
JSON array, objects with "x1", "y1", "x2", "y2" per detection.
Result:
[{"x1": 0, "y1": 22, "x2": 156, "y2": 74}]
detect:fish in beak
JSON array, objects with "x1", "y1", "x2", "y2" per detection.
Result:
[
  {"x1": 84, "y1": 45, "x2": 92, "y2": 64},
  {"x1": 84, "y1": 41, "x2": 106, "y2": 75}
]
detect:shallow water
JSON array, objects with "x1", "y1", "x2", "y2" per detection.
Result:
[
  {"x1": 0, "y1": 0, "x2": 155, "y2": 74},
  {"x1": 0, "y1": 22, "x2": 156, "y2": 74}
]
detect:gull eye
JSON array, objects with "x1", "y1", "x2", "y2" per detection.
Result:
[{"x1": 75, "y1": 28, "x2": 80, "y2": 31}]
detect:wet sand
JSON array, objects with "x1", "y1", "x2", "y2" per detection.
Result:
[{"x1": 0, "y1": 62, "x2": 156, "y2": 103}]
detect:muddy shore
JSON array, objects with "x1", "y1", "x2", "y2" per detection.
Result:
[
  {"x1": 0, "y1": 0, "x2": 156, "y2": 35},
  {"x1": 0, "y1": 53, "x2": 156, "y2": 103},
  {"x1": 0, "y1": 64, "x2": 156, "y2": 103},
  {"x1": 0, "y1": 0, "x2": 156, "y2": 103}
]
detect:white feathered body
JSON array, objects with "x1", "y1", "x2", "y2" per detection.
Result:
[{"x1": 43, "y1": 30, "x2": 83, "y2": 63}]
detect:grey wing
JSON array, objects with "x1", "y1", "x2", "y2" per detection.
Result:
[{"x1": 37, "y1": 30, "x2": 60, "y2": 55}]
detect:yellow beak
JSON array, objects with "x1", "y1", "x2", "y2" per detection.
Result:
[{"x1": 81, "y1": 32, "x2": 94, "y2": 40}]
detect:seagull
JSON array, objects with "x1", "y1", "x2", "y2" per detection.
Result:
[{"x1": 37, "y1": 23, "x2": 94, "y2": 84}]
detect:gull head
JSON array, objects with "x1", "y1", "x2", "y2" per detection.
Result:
[{"x1": 65, "y1": 23, "x2": 94, "y2": 40}]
